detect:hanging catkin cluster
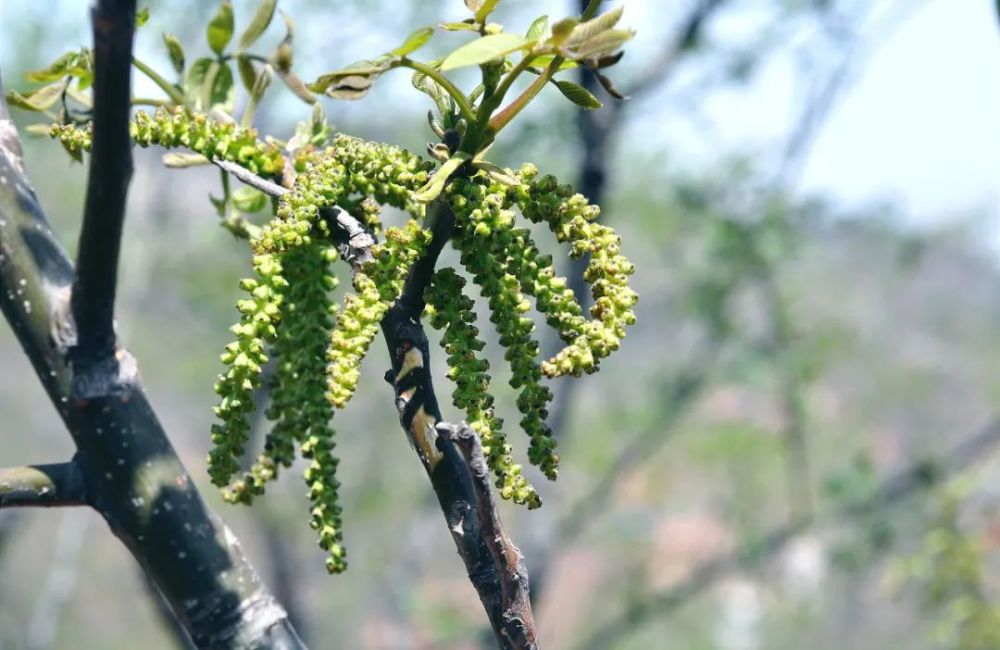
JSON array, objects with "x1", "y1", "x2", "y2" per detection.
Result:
[
  {"x1": 425, "y1": 268, "x2": 541, "y2": 508},
  {"x1": 45, "y1": 109, "x2": 638, "y2": 574}
]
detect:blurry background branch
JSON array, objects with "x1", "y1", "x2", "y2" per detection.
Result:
[{"x1": 581, "y1": 417, "x2": 1000, "y2": 649}]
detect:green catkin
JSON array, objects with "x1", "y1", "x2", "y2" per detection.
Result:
[
  {"x1": 448, "y1": 177, "x2": 559, "y2": 480},
  {"x1": 511, "y1": 163, "x2": 638, "y2": 378},
  {"x1": 303, "y1": 420, "x2": 347, "y2": 573},
  {"x1": 254, "y1": 153, "x2": 347, "y2": 255},
  {"x1": 326, "y1": 220, "x2": 431, "y2": 408},
  {"x1": 55, "y1": 100, "x2": 638, "y2": 569},
  {"x1": 425, "y1": 268, "x2": 541, "y2": 508},
  {"x1": 50, "y1": 108, "x2": 287, "y2": 175},
  {"x1": 209, "y1": 252, "x2": 287, "y2": 487},
  {"x1": 224, "y1": 242, "x2": 339, "y2": 505},
  {"x1": 331, "y1": 134, "x2": 435, "y2": 218}
]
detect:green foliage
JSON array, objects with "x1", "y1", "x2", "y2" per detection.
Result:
[
  {"x1": 14, "y1": 0, "x2": 639, "y2": 576},
  {"x1": 890, "y1": 484, "x2": 1000, "y2": 649}
]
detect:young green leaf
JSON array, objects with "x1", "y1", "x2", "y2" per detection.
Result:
[
  {"x1": 565, "y1": 5, "x2": 623, "y2": 47},
  {"x1": 440, "y1": 33, "x2": 533, "y2": 71},
  {"x1": 526, "y1": 54, "x2": 577, "y2": 71},
  {"x1": 474, "y1": 0, "x2": 501, "y2": 24},
  {"x1": 553, "y1": 79, "x2": 601, "y2": 109},
  {"x1": 237, "y1": 54, "x2": 257, "y2": 92},
  {"x1": 412, "y1": 67, "x2": 451, "y2": 119},
  {"x1": 207, "y1": 1, "x2": 235, "y2": 56},
  {"x1": 135, "y1": 7, "x2": 150, "y2": 28},
  {"x1": 232, "y1": 186, "x2": 268, "y2": 213},
  {"x1": 549, "y1": 17, "x2": 579, "y2": 46},
  {"x1": 415, "y1": 152, "x2": 471, "y2": 202},
  {"x1": 163, "y1": 33, "x2": 185, "y2": 76},
  {"x1": 565, "y1": 28, "x2": 635, "y2": 60},
  {"x1": 390, "y1": 27, "x2": 434, "y2": 57},
  {"x1": 24, "y1": 51, "x2": 79, "y2": 83},
  {"x1": 5, "y1": 81, "x2": 67, "y2": 112},
  {"x1": 238, "y1": 0, "x2": 277, "y2": 50},
  {"x1": 185, "y1": 57, "x2": 214, "y2": 107},
  {"x1": 323, "y1": 75, "x2": 375, "y2": 101},
  {"x1": 439, "y1": 21, "x2": 480, "y2": 32},
  {"x1": 207, "y1": 63, "x2": 235, "y2": 112},
  {"x1": 525, "y1": 15, "x2": 549, "y2": 41},
  {"x1": 308, "y1": 58, "x2": 394, "y2": 94}
]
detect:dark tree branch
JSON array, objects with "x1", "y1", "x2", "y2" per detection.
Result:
[
  {"x1": 70, "y1": 0, "x2": 137, "y2": 379},
  {"x1": 1, "y1": 76, "x2": 305, "y2": 650},
  {"x1": 580, "y1": 417, "x2": 1000, "y2": 650},
  {"x1": 374, "y1": 203, "x2": 538, "y2": 649},
  {"x1": 0, "y1": 462, "x2": 87, "y2": 508}
]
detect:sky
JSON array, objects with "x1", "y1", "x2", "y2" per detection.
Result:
[
  {"x1": 797, "y1": 0, "x2": 1000, "y2": 231},
  {"x1": 625, "y1": 0, "x2": 1000, "y2": 240}
]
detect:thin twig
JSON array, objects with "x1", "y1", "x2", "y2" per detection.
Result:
[
  {"x1": 214, "y1": 159, "x2": 289, "y2": 197},
  {"x1": 0, "y1": 462, "x2": 87, "y2": 509}
]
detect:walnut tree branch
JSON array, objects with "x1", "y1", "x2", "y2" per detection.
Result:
[
  {"x1": 1, "y1": 49, "x2": 306, "y2": 650},
  {"x1": 70, "y1": 0, "x2": 136, "y2": 375},
  {"x1": 0, "y1": 462, "x2": 87, "y2": 508},
  {"x1": 214, "y1": 159, "x2": 289, "y2": 198},
  {"x1": 438, "y1": 423, "x2": 536, "y2": 648},
  {"x1": 369, "y1": 201, "x2": 538, "y2": 649}
]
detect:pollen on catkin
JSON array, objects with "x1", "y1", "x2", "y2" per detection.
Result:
[
  {"x1": 326, "y1": 220, "x2": 431, "y2": 409},
  {"x1": 510, "y1": 164, "x2": 638, "y2": 378},
  {"x1": 425, "y1": 268, "x2": 541, "y2": 508},
  {"x1": 209, "y1": 252, "x2": 287, "y2": 487},
  {"x1": 448, "y1": 176, "x2": 559, "y2": 480},
  {"x1": 223, "y1": 242, "x2": 339, "y2": 506}
]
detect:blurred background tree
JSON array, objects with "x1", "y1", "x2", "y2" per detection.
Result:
[{"x1": 1, "y1": 1, "x2": 998, "y2": 649}]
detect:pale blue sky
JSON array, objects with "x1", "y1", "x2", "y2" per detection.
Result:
[
  {"x1": 625, "y1": 0, "x2": 999, "y2": 236},
  {"x1": 799, "y1": 0, "x2": 999, "y2": 227}
]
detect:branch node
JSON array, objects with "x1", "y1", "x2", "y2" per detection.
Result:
[{"x1": 68, "y1": 345, "x2": 139, "y2": 401}]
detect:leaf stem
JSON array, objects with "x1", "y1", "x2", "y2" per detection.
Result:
[
  {"x1": 399, "y1": 59, "x2": 476, "y2": 125},
  {"x1": 132, "y1": 57, "x2": 185, "y2": 105},
  {"x1": 131, "y1": 97, "x2": 170, "y2": 107},
  {"x1": 476, "y1": 55, "x2": 534, "y2": 125},
  {"x1": 487, "y1": 55, "x2": 563, "y2": 134}
]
